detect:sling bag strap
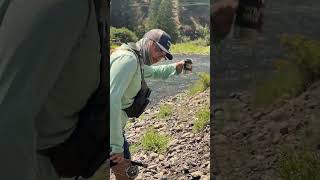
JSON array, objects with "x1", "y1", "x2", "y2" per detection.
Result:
[
  {"x1": 94, "y1": 0, "x2": 108, "y2": 100},
  {"x1": 114, "y1": 44, "x2": 151, "y2": 118},
  {"x1": 117, "y1": 44, "x2": 148, "y2": 87}
]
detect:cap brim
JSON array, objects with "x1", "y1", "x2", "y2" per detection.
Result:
[{"x1": 155, "y1": 42, "x2": 173, "y2": 60}]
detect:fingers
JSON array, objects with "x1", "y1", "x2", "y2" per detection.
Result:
[
  {"x1": 176, "y1": 61, "x2": 184, "y2": 74},
  {"x1": 110, "y1": 153, "x2": 125, "y2": 164}
]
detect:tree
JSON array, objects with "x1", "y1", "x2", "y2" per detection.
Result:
[
  {"x1": 110, "y1": 0, "x2": 135, "y2": 30},
  {"x1": 147, "y1": 0, "x2": 162, "y2": 29},
  {"x1": 156, "y1": 0, "x2": 179, "y2": 42}
]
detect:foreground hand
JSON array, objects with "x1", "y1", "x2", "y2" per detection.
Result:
[
  {"x1": 212, "y1": 0, "x2": 239, "y2": 43},
  {"x1": 110, "y1": 152, "x2": 125, "y2": 164},
  {"x1": 111, "y1": 159, "x2": 134, "y2": 179},
  {"x1": 175, "y1": 60, "x2": 185, "y2": 74}
]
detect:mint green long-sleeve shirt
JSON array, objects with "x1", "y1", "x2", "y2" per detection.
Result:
[{"x1": 110, "y1": 44, "x2": 178, "y2": 153}]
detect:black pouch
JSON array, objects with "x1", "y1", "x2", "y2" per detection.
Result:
[{"x1": 123, "y1": 80, "x2": 151, "y2": 118}]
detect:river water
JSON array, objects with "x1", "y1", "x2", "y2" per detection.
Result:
[
  {"x1": 146, "y1": 54, "x2": 210, "y2": 106},
  {"x1": 212, "y1": 0, "x2": 320, "y2": 103}
]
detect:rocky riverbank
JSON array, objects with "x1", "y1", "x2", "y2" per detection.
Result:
[
  {"x1": 212, "y1": 81, "x2": 320, "y2": 180},
  {"x1": 111, "y1": 89, "x2": 210, "y2": 180}
]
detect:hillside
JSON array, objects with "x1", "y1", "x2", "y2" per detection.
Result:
[
  {"x1": 212, "y1": 80, "x2": 320, "y2": 179},
  {"x1": 111, "y1": 89, "x2": 210, "y2": 179}
]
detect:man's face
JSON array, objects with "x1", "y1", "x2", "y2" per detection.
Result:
[{"x1": 150, "y1": 42, "x2": 167, "y2": 64}]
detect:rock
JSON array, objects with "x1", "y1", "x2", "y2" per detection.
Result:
[
  {"x1": 135, "y1": 174, "x2": 143, "y2": 180},
  {"x1": 295, "y1": 122, "x2": 304, "y2": 130},
  {"x1": 215, "y1": 134, "x2": 228, "y2": 144},
  {"x1": 150, "y1": 152, "x2": 158, "y2": 159},
  {"x1": 174, "y1": 145, "x2": 184, "y2": 151},
  {"x1": 159, "y1": 154, "x2": 165, "y2": 161},
  {"x1": 280, "y1": 127, "x2": 289, "y2": 135},
  {"x1": 307, "y1": 102, "x2": 317, "y2": 109},
  {"x1": 182, "y1": 132, "x2": 193, "y2": 138},
  {"x1": 252, "y1": 112, "x2": 264, "y2": 120},
  {"x1": 201, "y1": 175, "x2": 210, "y2": 180},
  {"x1": 161, "y1": 176, "x2": 169, "y2": 180},
  {"x1": 183, "y1": 168, "x2": 190, "y2": 174},
  {"x1": 148, "y1": 164, "x2": 158, "y2": 170},
  {"x1": 154, "y1": 123, "x2": 164, "y2": 129},
  {"x1": 256, "y1": 155, "x2": 264, "y2": 161},
  {"x1": 170, "y1": 157, "x2": 178, "y2": 164},
  {"x1": 168, "y1": 139, "x2": 178, "y2": 147},
  {"x1": 272, "y1": 133, "x2": 281, "y2": 144},
  {"x1": 191, "y1": 171, "x2": 203, "y2": 178}
]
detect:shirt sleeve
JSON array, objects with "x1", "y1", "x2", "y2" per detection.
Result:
[
  {"x1": 144, "y1": 63, "x2": 177, "y2": 80},
  {"x1": 110, "y1": 54, "x2": 138, "y2": 153}
]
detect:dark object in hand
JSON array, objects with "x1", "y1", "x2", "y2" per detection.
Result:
[
  {"x1": 184, "y1": 58, "x2": 193, "y2": 73},
  {"x1": 235, "y1": 0, "x2": 265, "y2": 31}
]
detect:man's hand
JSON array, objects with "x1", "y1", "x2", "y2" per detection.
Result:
[
  {"x1": 212, "y1": 0, "x2": 239, "y2": 43},
  {"x1": 110, "y1": 152, "x2": 125, "y2": 164},
  {"x1": 175, "y1": 60, "x2": 185, "y2": 74},
  {"x1": 111, "y1": 159, "x2": 134, "y2": 179}
]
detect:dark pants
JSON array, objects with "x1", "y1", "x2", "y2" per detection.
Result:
[{"x1": 123, "y1": 135, "x2": 131, "y2": 160}]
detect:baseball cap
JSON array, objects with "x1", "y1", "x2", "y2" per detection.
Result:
[{"x1": 143, "y1": 29, "x2": 173, "y2": 60}]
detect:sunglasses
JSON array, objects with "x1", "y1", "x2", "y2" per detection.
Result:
[{"x1": 153, "y1": 42, "x2": 167, "y2": 57}]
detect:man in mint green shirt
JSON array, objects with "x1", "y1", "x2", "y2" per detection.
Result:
[{"x1": 110, "y1": 29, "x2": 185, "y2": 179}]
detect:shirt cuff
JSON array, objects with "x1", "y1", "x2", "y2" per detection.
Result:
[{"x1": 110, "y1": 144, "x2": 124, "y2": 154}]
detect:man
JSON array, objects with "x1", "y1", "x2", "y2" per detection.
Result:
[
  {"x1": 110, "y1": 29, "x2": 186, "y2": 179},
  {"x1": 0, "y1": 1, "x2": 102, "y2": 180}
]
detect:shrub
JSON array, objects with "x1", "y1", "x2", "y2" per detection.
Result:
[
  {"x1": 195, "y1": 24, "x2": 210, "y2": 45},
  {"x1": 251, "y1": 35, "x2": 320, "y2": 108},
  {"x1": 140, "y1": 128, "x2": 169, "y2": 153},
  {"x1": 193, "y1": 106, "x2": 210, "y2": 133},
  {"x1": 129, "y1": 143, "x2": 140, "y2": 154},
  {"x1": 281, "y1": 35, "x2": 320, "y2": 84},
  {"x1": 110, "y1": 27, "x2": 138, "y2": 45},
  {"x1": 276, "y1": 147, "x2": 320, "y2": 180},
  {"x1": 252, "y1": 63, "x2": 304, "y2": 108},
  {"x1": 188, "y1": 72, "x2": 210, "y2": 95},
  {"x1": 157, "y1": 104, "x2": 173, "y2": 119}
]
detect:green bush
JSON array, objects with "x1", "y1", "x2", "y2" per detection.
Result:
[
  {"x1": 195, "y1": 24, "x2": 210, "y2": 46},
  {"x1": 188, "y1": 72, "x2": 210, "y2": 95},
  {"x1": 281, "y1": 35, "x2": 320, "y2": 84},
  {"x1": 251, "y1": 35, "x2": 320, "y2": 108},
  {"x1": 157, "y1": 104, "x2": 173, "y2": 119},
  {"x1": 110, "y1": 27, "x2": 138, "y2": 45},
  {"x1": 276, "y1": 147, "x2": 320, "y2": 180},
  {"x1": 193, "y1": 106, "x2": 210, "y2": 133},
  {"x1": 140, "y1": 128, "x2": 169, "y2": 153},
  {"x1": 129, "y1": 143, "x2": 140, "y2": 154},
  {"x1": 252, "y1": 63, "x2": 304, "y2": 108}
]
